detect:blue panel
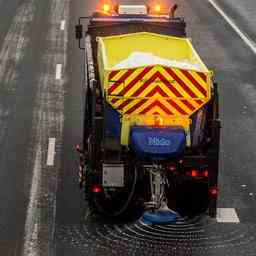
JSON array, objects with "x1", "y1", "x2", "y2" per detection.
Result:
[
  {"x1": 104, "y1": 104, "x2": 120, "y2": 137},
  {"x1": 129, "y1": 126, "x2": 186, "y2": 160}
]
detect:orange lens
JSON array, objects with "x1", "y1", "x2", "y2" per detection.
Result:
[{"x1": 154, "y1": 116, "x2": 164, "y2": 127}]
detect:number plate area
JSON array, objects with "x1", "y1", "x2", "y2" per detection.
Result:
[{"x1": 102, "y1": 164, "x2": 124, "y2": 187}]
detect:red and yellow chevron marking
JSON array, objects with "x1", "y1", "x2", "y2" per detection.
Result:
[{"x1": 107, "y1": 65, "x2": 210, "y2": 117}]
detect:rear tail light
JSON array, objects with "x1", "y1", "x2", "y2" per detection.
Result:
[
  {"x1": 203, "y1": 169, "x2": 209, "y2": 177},
  {"x1": 191, "y1": 169, "x2": 199, "y2": 177},
  {"x1": 209, "y1": 187, "x2": 218, "y2": 196},
  {"x1": 186, "y1": 168, "x2": 209, "y2": 178},
  {"x1": 92, "y1": 185, "x2": 102, "y2": 194},
  {"x1": 168, "y1": 165, "x2": 176, "y2": 172},
  {"x1": 186, "y1": 169, "x2": 199, "y2": 177}
]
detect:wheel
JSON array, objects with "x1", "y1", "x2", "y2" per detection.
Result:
[{"x1": 165, "y1": 175, "x2": 209, "y2": 217}]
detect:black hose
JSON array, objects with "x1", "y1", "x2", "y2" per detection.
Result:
[{"x1": 94, "y1": 166, "x2": 138, "y2": 217}]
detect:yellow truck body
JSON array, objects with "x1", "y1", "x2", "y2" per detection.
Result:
[{"x1": 97, "y1": 32, "x2": 213, "y2": 145}]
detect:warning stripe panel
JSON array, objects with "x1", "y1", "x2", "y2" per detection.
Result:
[
  {"x1": 180, "y1": 70, "x2": 207, "y2": 97},
  {"x1": 164, "y1": 67, "x2": 198, "y2": 98},
  {"x1": 173, "y1": 68, "x2": 208, "y2": 98},
  {"x1": 121, "y1": 90, "x2": 194, "y2": 115},
  {"x1": 108, "y1": 67, "x2": 208, "y2": 99},
  {"x1": 181, "y1": 99, "x2": 196, "y2": 111},
  {"x1": 197, "y1": 71, "x2": 207, "y2": 82},
  {"x1": 108, "y1": 69, "x2": 135, "y2": 94},
  {"x1": 130, "y1": 72, "x2": 159, "y2": 97},
  {"x1": 158, "y1": 67, "x2": 197, "y2": 99},
  {"x1": 195, "y1": 99, "x2": 204, "y2": 105},
  {"x1": 140, "y1": 100, "x2": 173, "y2": 115},
  {"x1": 111, "y1": 98, "x2": 119, "y2": 104},
  {"x1": 108, "y1": 68, "x2": 151, "y2": 96},
  {"x1": 125, "y1": 99, "x2": 148, "y2": 115},
  {"x1": 109, "y1": 70, "x2": 121, "y2": 81},
  {"x1": 146, "y1": 105, "x2": 172, "y2": 116},
  {"x1": 107, "y1": 65, "x2": 210, "y2": 117},
  {"x1": 117, "y1": 66, "x2": 153, "y2": 96},
  {"x1": 111, "y1": 97, "x2": 204, "y2": 116},
  {"x1": 146, "y1": 86, "x2": 168, "y2": 97},
  {"x1": 167, "y1": 99, "x2": 188, "y2": 115},
  {"x1": 116, "y1": 99, "x2": 133, "y2": 110},
  {"x1": 108, "y1": 69, "x2": 129, "y2": 86},
  {"x1": 131, "y1": 71, "x2": 183, "y2": 98}
]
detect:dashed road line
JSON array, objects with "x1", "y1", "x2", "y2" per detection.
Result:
[
  {"x1": 22, "y1": 0, "x2": 70, "y2": 254},
  {"x1": 46, "y1": 138, "x2": 56, "y2": 166},
  {"x1": 60, "y1": 20, "x2": 66, "y2": 30},
  {"x1": 55, "y1": 64, "x2": 62, "y2": 80},
  {"x1": 0, "y1": 0, "x2": 36, "y2": 89},
  {"x1": 217, "y1": 208, "x2": 240, "y2": 223},
  {"x1": 207, "y1": 0, "x2": 256, "y2": 55},
  {"x1": 23, "y1": 145, "x2": 42, "y2": 256}
]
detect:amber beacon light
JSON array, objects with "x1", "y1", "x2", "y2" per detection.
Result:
[
  {"x1": 102, "y1": 3, "x2": 110, "y2": 12},
  {"x1": 154, "y1": 4, "x2": 161, "y2": 13}
]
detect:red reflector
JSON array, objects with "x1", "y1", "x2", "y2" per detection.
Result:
[
  {"x1": 92, "y1": 185, "x2": 102, "y2": 193},
  {"x1": 203, "y1": 170, "x2": 209, "y2": 177},
  {"x1": 76, "y1": 144, "x2": 83, "y2": 153},
  {"x1": 169, "y1": 166, "x2": 176, "y2": 171},
  {"x1": 191, "y1": 169, "x2": 199, "y2": 177},
  {"x1": 209, "y1": 187, "x2": 218, "y2": 196}
]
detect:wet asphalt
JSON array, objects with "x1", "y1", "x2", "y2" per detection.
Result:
[{"x1": 1, "y1": 0, "x2": 256, "y2": 255}]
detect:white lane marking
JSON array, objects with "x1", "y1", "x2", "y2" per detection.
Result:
[
  {"x1": 23, "y1": 146, "x2": 41, "y2": 256},
  {"x1": 23, "y1": 0, "x2": 70, "y2": 254},
  {"x1": 55, "y1": 64, "x2": 62, "y2": 80},
  {"x1": 60, "y1": 20, "x2": 66, "y2": 30},
  {"x1": 207, "y1": 0, "x2": 256, "y2": 55},
  {"x1": 217, "y1": 208, "x2": 240, "y2": 223},
  {"x1": 46, "y1": 138, "x2": 56, "y2": 166},
  {"x1": 0, "y1": 0, "x2": 36, "y2": 88}
]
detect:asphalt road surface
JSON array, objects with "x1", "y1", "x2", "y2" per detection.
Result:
[{"x1": 1, "y1": 0, "x2": 256, "y2": 255}]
